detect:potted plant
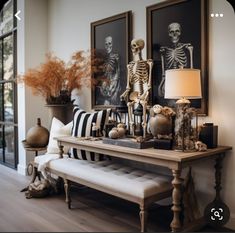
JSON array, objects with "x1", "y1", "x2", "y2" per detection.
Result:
[
  {"x1": 19, "y1": 51, "x2": 92, "y2": 124},
  {"x1": 19, "y1": 51, "x2": 91, "y2": 105}
]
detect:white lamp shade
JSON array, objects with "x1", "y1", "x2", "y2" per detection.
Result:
[{"x1": 164, "y1": 68, "x2": 202, "y2": 99}]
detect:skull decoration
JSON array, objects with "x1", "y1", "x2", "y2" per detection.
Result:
[
  {"x1": 152, "y1": 104, "x2": 163, "y2": 114},
  {"x1": 105, "y1": 36, "x2": 113, "y2": 54},
  {"x1": 195, "y1": 141, "x2": 207, "y2": 152},
  {"x1": 131, "y1": 39, "x2": 145, "y2": 55},
  {"x1": 168, "y1": 22, "x2": 181, "y2": 44}
]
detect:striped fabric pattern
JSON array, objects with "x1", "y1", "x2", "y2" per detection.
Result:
[{"x1": 70, "y1": 107, "x2": 111, "y2": 161}]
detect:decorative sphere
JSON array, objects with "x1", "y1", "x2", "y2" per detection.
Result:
[
  {"x1": 108, "y1": 129, "x2": 119, "y2": 139},
  {"x1": 117, "y1": 127, "x2": 126, "y2": 137},
  {"x1": 26, "y1": 118, "x2": 49, "y2": 147},
  {"x1": 149, "y1": 114, "x2": 172, "y2": 138}
]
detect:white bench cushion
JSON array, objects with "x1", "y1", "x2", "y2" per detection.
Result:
[
  {"x1": 47, "y1": 158, "x2": 172, "y2": 199},
  {"x1": 34, "y1": 153, "x2": 60, "y2": 164},
  {"x1": 34, "y1": 153, "x2": 68, "y2": 178}
]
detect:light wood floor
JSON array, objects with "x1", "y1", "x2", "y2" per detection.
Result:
[{"x1": 0, "y1": 164, "x2": 173, "y2": 232}]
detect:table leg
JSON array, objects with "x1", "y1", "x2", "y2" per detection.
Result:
[
  {"x1": 204, "y1": 153, "x2": 230, "y2": 226},
  {"x1": 214, "y1": 153, "x2": 224, "y2": 201},
  {"x1": 171, "y1": 169, "x2": 182, "y2": 232}
]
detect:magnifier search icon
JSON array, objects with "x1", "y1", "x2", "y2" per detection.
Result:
[{"x1": 214, "y1": 211, "x2": 220, "y2": 218}]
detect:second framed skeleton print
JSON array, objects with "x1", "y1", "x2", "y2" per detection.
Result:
[{"x1": 147, "y1": 0, "x2": 208, "y2": 115}]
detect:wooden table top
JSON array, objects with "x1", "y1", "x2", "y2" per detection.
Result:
[{"x1": 55, "y1": 136, "x2": 232, "y2": 169}]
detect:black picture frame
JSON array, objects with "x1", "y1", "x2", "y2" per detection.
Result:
[
  {"x1": 147, "y1": 0, "x2": 208, "y2": 115},
  {"x1": 91, "y1": 11, "x2": 132, "y2": 110}
]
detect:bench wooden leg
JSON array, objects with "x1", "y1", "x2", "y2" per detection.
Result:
[
  {"x1": 64, "y1": 179, "x2": 71, "y2": 209},
  {"x1": 139, "y1": 204, "x2": 148, "y2": 232}
]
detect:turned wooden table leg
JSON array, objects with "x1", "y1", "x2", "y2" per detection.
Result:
[
  {"x1": 214, "y1": 154, "x2": 224, "y2": 201},
  {"x1": 204, "y1": 153, "x2": 230, "y2": 226},
  {"x1": 171, "y1": 169, "x2": 182, "y2": 232}
]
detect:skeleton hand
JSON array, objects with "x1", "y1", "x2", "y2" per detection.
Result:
[
  {"x1": 120, "y1": 89, "x2": 130, "y2": 102},
  {"x1": 139, "y1": 90, "x2": 149, "y2": 101}
]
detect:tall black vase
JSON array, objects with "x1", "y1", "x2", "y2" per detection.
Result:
[{"x1": 45, "y1": 103, "x2": 73, "y2": 124}]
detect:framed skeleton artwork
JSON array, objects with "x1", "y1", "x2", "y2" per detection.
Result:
[
  {"x1": 91, "y1": 11, "x2": 132, "y2": 110},
  {"x1": 147, "y1": 0, "x2": 208, "y2": 115}
]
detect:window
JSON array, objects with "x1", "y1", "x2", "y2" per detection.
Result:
[{"x1": 0, "y1": 0, "x2": 17, "y2": 168}]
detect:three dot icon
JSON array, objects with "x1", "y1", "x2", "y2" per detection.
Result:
[{"x1": 211, "y1": 13, "x2": 224, "y2": 17}]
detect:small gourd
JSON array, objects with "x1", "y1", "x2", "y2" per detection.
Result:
[
  {"x1": 117, "y1": 124, "x2": 126, "y2": 138},
  {"x1": 108, "y1": 128, "x2": 119, "y2": 139}
]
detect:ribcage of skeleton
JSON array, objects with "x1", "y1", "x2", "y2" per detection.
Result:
[
  {"x1": 165, "y1": 47, "x2": 187, "y2": 69},
  {"x1": 129, "y1": 61, "x2": 149, "y2": 84},
  {"x1": 103, "y1": 54, "x2": 118, "y2": 73}
]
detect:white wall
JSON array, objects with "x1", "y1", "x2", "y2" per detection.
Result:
[
  {"x1": 196, "y1": 0, "x2": 235, "y2": 229},
  {"x1": 17, "y1": 0, "x2": 49, "y2": 175},
  {"x1": 18, "y1": 0, "x2": 235, "y2": 229}
]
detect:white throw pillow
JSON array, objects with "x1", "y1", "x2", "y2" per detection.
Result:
[{"x1": 47, "y1": 117, "x2": 72, "y2": 154}]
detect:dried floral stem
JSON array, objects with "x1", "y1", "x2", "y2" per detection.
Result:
[{"x1": 19, "y1": 51, "x2": 92, "y2": 104}]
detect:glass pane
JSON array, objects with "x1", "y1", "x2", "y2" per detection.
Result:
[
  {"x1": 0, "y1": 84, "x2": 3, "y2": 121},
  {"x1": 5, "y1": 125, "x2": 15, "y2": 165},
  {"x1": 3, "y1": 35, "x2": 13, "y2": 80},
  {"x1": 4, "y1": 82, "x2": 14, "y2": 122},
  {"x1": 0, "y1": 40, "x2": 2, "y2": 79},
  {"x1": 0, "y1": 125, "x2": 3, "y2": 162},
  {"x1": 1, "y1": 0, "x2": 13, "y2": 35}
]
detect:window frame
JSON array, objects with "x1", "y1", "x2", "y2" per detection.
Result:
[{"x1": 0, "y1": 0, "x2": 18, "y2": 169}]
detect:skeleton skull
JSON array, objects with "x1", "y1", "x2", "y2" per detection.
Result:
[
  {"x1": 152, "y1": 104, "x2": 163, "y2": 114},
  {"x1": 131, "y1": 39, "x2": 145, "y2": 55},
  {"x1": 195, "y1": 141, "x2": 207, "y2": 152},
  {"x1": 168, "y1": 22, "x2": 181, "y2": 44},
  {"x1": 105, "y1": 36, "x2": 113, "y2": 54}
]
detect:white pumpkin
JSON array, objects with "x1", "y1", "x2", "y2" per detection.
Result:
[
  {"x1": 117, "y1": 127, "x2": 126, "y2": 137},
  {"x1": 109, "y1": 129, "x2": 119, "y2": 139}
]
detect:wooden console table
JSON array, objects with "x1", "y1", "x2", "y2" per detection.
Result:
[{"x1": 56, "y1": 136, "x2": 232, "y2": 232}]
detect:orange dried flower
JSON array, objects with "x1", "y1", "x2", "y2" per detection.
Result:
[
  {"x1": 65, "y1": 51, "x2": 91, "y2": 92},
  {"x1": 19, "y1": 51, "x2": 92, "y2": 104}
]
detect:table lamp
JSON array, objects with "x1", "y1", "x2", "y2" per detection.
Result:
[{"x1": 164, "y1": 68, "x2": 202, "y2": 151}]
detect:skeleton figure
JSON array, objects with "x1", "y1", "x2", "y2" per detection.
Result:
[
  {"x1": 158, "y1": 22, "x2": 194, "y2": 97},
  {"x1": 98, "y1": 36, "x2": 121, "y2": 105},
  {"x1": 120, "y1": 39, "x2": 153, "y2": 138}
]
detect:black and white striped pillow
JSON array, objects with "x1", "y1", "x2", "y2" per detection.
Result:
[{"x1": 70, "y1": 107, "x2": 111, "y2": 161}]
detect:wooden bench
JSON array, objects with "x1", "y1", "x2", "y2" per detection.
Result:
[{"x1": 34, "y1": 155, "x2": 172, "y2": 232}]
